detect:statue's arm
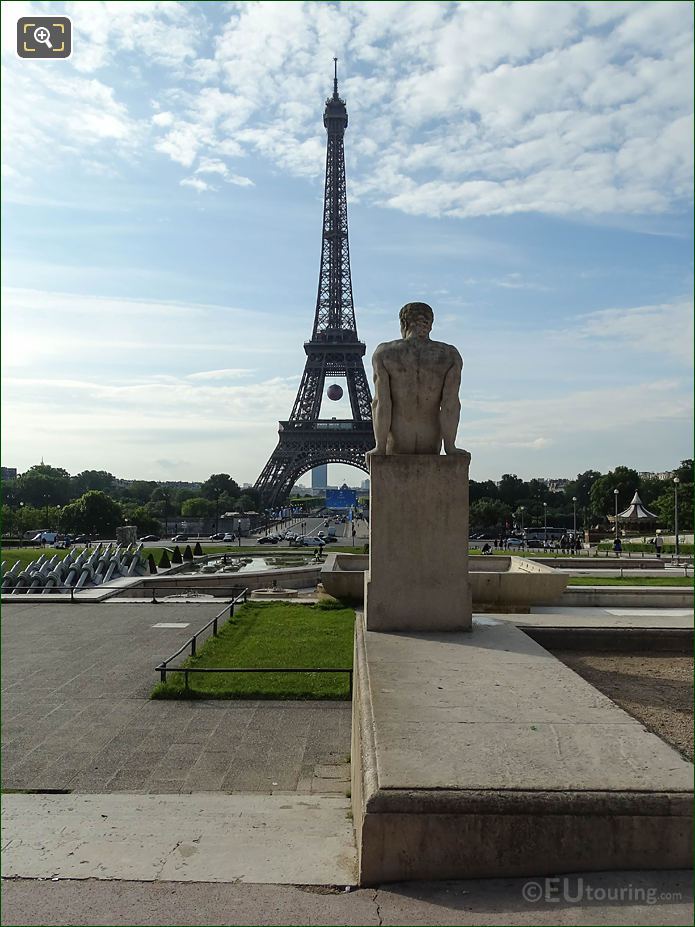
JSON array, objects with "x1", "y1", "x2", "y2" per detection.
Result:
[
  {"x1": 366, "y1": 349, "x2": 391, "y2": 458},
  {"x1": 440, "y1": 349, "x2": 465, "y2": 455}
]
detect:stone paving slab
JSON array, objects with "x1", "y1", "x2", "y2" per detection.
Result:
[
  {"x1": 2, "y1": 603, "x2": 351, "y2": 794},
  {"x1": 522, "y1": 606, "x2": 693, "y2": 627},
  {"x1": 1, "y1": 793, "x2": 356, "y2": 885},
  {"x1": 365, "y1": 619, "x2": 693, "y2": 793}
]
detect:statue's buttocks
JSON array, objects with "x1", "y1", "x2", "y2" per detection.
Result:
[{"x1": 367, "y1": 302, "x2": 467, "y2": 460}]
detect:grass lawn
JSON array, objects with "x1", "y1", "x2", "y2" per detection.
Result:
[
  {"x1": 568, "y1": 576, "x2": 693, "y2": 587},
  {"x1": 151, "y1": 600, "x2": 355, "y2": 700},
  {"x1": 1, "y1": 547, "x2": 71, "y2": 570}
]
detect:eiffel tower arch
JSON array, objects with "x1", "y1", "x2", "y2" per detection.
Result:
[{"x1": 255, "y1": 62, "x2": 374, "y2": 507}]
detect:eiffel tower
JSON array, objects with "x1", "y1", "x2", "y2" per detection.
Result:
[{"x1": 255, "y1": 62, "x2": 374, "y2": 507}]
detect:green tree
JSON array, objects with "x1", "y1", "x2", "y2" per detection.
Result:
[
  {"x1": 149, "y1": 487, "x2": 173, "y2": 525},
  {"x1": 674, "y1": 459, "x2": 694, "y2": 484},
  {"x1": 127, "y1": 505, "x2": 162, "y2": 536},
  {"x1": 60, "y1": 491, "x2": 123, "y2": 537},
  {"x1": 121, "y1": 481, "x2": 159, "y2": 504},
  {"x1": 497, "y1": 474, "x2": 525, "y2": 506},
  {"x1": 590, "y1": 467, "x2": 641, "y2": 520},
  {"x1": 181, "y1": 497, "x2": 214, "y2": 517},
  {"x1": 17, "y1": 464, "x2": 72, "y2": 507},
  {"x1": 2, "y1": 478, "x2": 20, "y2": 507},
  {"x1": 638, "y1": 476, "x2": 665, "y2": 508},
  {"x1": 237, "y1": 493, "x2": 257, "y2": 513},
  {"x1": 469, "y1": 498, "x2": 512, "y2": 531},
  {"x1": 469, "y1": 479, "x2": 499, "y2": 504},
  {"x1": 201, "y1": 474, "x2": 240, "y2": 502},
  {"x1": 564, "y1": 470, "x2": 602, "y2": 509},
  {"x1": 653, "y1": 483, "x2": 694, "y2": 532},
  {"x1": 201, "y1": 474, "x2": 241, "y2": 530},
  {"x1": 71, "y1": 470, "x2": 115, "y2": 495}
]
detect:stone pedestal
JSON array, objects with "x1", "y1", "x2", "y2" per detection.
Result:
[
  {"x1": 365, "y1": 454, "x2": 472, "y2": 632},
  {"x1": 351, "y1": 617, "x2": 693, "y2": 885}
]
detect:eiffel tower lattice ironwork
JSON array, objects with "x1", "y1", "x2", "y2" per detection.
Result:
[{"x1": 255, "y1": 62, "x2": 374, "y2": 506}]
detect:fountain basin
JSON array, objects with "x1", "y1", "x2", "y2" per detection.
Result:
[{"x1": 321, "y1": 554, "x2": 568, "y2": 610}]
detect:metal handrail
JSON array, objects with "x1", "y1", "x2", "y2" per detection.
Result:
[{"x1": 155, "y1": 588, "x2": 248, "y2": 681}]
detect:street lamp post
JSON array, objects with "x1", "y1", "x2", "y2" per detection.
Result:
[
  {"x1": 572, "y1": 496, "x2": 577, "y2": 554},
  {"x1": 543, "y1": 502, "x2": 548, "y2": 547},
  {"x1": 520, "y1": 506, "x2": 525, "y2": 548},
  {"x1": 613, "y1": 489, "x2": 619, "y2": 541},
  {"x1": 674, "y1": 477, "x2": 680, "y2": 558}
]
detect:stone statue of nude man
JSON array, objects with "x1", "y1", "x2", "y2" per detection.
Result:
[{"x1": 366, "y1": 302, "x2": 467, "y2": 459}]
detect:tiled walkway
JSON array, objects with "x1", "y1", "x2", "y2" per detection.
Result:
[{"x1": 2, "y1": 603, "x2": 351, "y2": 793}]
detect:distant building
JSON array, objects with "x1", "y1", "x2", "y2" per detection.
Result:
[
  {"x1": 542, "y1": 478, "x2": 570, "y2": 493},
  {"x1": 361, "y1": 479, "x2": 370, "y2": 491},
  {"x1": 1, "y1": 467, "x2": 17, "y2": 481},
  {"x1": 638, "y1": 471, "x2": 674, "y2": 481},
  {"x1": 312, "y1": 465, "x2": 328, "y2": 490}
]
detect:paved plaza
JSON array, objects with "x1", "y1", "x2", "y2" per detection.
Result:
[{"x1": 1, "y1": 602, "x2": 351, "y2": 794}]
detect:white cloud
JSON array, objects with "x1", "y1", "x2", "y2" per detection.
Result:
[
  {"x1": 2, "y1": 1, "x2": 691, "y2": 219},
  {"x1": 180, "y1": 175, "x2": 213, "y2": 193},
  {"x1": 187, "y1": 368, "x2": 254, "y2": 381},
  {"x1": 576, "y1": 300, "x2": 694, "y2": 364},
  {"x1": 194, "y1": 156, "x2": 254, "y2": 187}
]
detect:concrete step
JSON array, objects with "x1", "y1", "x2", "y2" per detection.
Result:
[{"x1": 1, "y1": 792, "x2": 356, "y2": 885}]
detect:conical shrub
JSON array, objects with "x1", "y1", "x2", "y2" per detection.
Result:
[
  {"x1": 172, "y1": 546, "x2": 183, "y2": 564},
  {"x1": 193, "y1": 541, "x2": 203, "y2": 556},
  {"x1": 183, "y1": 544, "x2": 194, "y2": 561},
  {"x1": 159, "y1": 550, "x2": 171, "y2": 569},
  {"x1": 147, "y1": 554, "x2": 157, "y2": 574}
]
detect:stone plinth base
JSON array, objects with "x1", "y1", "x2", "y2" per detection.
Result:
[
  {"x1": 351, "y1": 616, "x2": 693, "y2": 885},
  {"x1": 365, "y1": 454, "x2": 472, "y2": 631}
]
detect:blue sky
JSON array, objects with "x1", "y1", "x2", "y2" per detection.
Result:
[{"x1": 2, "y1": 0, "x2": 693, "y2": 486}]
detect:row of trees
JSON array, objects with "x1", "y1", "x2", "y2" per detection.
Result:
[
  {"x1": 468, "y1": 460, "x2": 693, "y2": 533},
  {"x1": 2, "y1": 459, "x2": 692, "y2": 538},
  {"x1": 2, "y1": 466, "x2": 264, "y2": 538}
]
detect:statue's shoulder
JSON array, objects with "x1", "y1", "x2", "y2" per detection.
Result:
[
  {"x1": 431, "y1": 339, "x2": 463, "y2": 366},
  {"x1": 373, "y1": 339, "x2": 404, "y2": 359}
]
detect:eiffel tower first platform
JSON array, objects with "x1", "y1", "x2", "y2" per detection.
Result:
[{"x1": 255, "y1": 63, "x2": 374, "y2": 507}]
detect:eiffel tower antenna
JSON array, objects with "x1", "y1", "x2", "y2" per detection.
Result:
[{"x1": 255, "y1": 64, "x2": 374, "y2": 507}]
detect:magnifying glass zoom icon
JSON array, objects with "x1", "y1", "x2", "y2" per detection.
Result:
[{"x1": 33, "y1": 26, "x2": 53, "y2": 48}]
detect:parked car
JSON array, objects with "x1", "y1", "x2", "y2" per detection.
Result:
[
  {"x1": 506, "y1": 538, "x2": 523, "y2": 549},
  {"x1": 223, "y1": 533, "x2": 235, "y2": 542},
  {"x1": 139, "y1": 535, "x2": 160, "y2": 542},
  {"x1": 171, "y1": 534, "x2": 188, "y2": 542},
  {"x1": 258, "y1": 536, "x2": 278, "y2": 544},
  {"x1": 209, "y1": 532, "x2": 225, "y2": 540},
  {"x1": 299, "y1": 536, "x2": 326, "y2": 547},
  {"x1": 31, "y1": 531, "x2": 58, "y2": 545},
  {"x1": 72, "y1": 534, "x2": 89, "y2": 544},
  {"x1": 323, "y1": 535, "x2": 339, "y2": 543}
]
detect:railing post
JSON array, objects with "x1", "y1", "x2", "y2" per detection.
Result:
[
  {"x1": 160, "y1": 665, "x2": 167, "y2": 684},
  {"x1": 191, "y1": 636, "x2": 196, "y2": 657},
  {"x1": 152, "y1": 588, "x2": 157, "y2": 604},
  {"x1": 213, "y1": 617, "x2": 218, "y2": 636},
  {"x1": 184, "y1": 669, "x2": 189, "y2": 689}
]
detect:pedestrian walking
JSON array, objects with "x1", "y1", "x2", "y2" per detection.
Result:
[
  {"x1": 655, "y1": 534, "x2": 664, "y2": 559},
  {"x1": 613, "y1": 537, "x2": 622, "y2": 558}
]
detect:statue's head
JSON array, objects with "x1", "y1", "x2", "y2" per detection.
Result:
[{"x1": 400, "y1": 302, "x2": 434, "y2": 339}]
